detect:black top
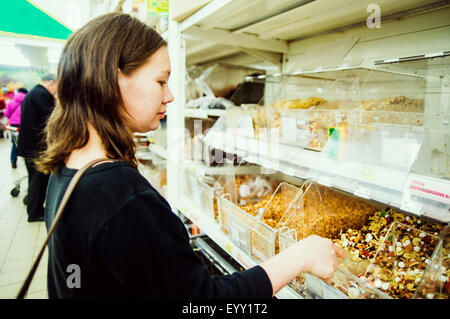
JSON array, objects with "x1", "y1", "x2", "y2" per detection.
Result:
[
  {"x1": 45, "y1": 161, "x2": 273, "y2": 299},
  {"x1": 18, "y1": 84, "x2": 55, "y2": 158}
]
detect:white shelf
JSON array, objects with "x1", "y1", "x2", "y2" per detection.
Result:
[
  {"x1": 176, "y1": 196, "x2": 302, "y2": 299},
  {"x1": 136, "y1": 150, "x2": 154, "y2": 161},
  {"x1": 148, "y1": 144, "x2": 167, "y2": 159},
  {"x1": 184, "y1": 108, "x2": 227, "y2": 119},
  {"x1": 185, "y1": 161, "x2": 261, "y2": 176}
]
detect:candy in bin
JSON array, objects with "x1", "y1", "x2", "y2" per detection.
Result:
[
  {"x1": 364, "y1": 221, "x2": 440, "y2": 299},
  {"x1": 414, "y1": 224, "x2": 449, "y2": 299}
]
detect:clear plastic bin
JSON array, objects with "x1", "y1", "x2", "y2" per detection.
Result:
[
  {"x1": 281, "y1": 180, "x2": 377, "y2": 241},
  {"x1": 218, "y1": 180, "x2": 301, "y2": 262},
  {"x1": 364, "y1": 221, "x2": 441, "y2": 299},
  {"x1": 414, "y1": 224, "x2": 449, "y2": 299}
]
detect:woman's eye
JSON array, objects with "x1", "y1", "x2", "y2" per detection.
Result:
[{"x1": 158, "y1": 81, "x2": 167, "y2": 86}]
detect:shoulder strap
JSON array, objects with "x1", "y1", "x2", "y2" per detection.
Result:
[{"x1": 16, "y1": 158, "x2": 110, "y2": 299}]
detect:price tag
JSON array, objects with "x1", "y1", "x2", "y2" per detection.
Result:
[
  {"x1": 229, "y1": 218, "x2": 250, "y2": 254},
  {"x1": 405, "y1": 175, "x2": 450, "y2": 205}
]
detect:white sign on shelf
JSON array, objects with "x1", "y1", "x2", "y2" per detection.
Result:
[{"x1": 405, "y1": 175, "x2": 450, "y2": 205}]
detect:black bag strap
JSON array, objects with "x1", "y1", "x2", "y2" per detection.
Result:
[{"x1": 16, "y1": 158, "x2": 111, "y2": 299}]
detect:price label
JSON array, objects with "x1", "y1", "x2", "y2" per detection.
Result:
[
  {"x1": 229, "y1": 218, "x2": 250, "y2": 254},
  {"x1": 405, "y1": 175, "x2": 450, "y2": 205}
]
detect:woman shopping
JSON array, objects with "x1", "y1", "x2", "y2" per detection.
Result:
[{"x1": 37, "y1": 12, "x2": 345, "y2": 298}]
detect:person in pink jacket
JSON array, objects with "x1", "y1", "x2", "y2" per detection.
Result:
[{"x1": 4, "y1": 88, "x2": 28, "y2": 168}]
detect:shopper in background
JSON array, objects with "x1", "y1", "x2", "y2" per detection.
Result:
[
  {"x1": 4, "y1": 88, "x2": 28, "y2": 168},
  {"x1": 0, "y1": 97, "x2": 6, "y2": 138},
  {"x1": 18, "y1": 74, "x2": 56, "y2": 222},
  {"x1": 38, "y1": 13, "x2": 345, "y2": 299}
]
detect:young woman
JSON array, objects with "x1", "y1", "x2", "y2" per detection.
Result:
[{"x1": 38, "y1": 12, "x2": 344, "y2": 299}]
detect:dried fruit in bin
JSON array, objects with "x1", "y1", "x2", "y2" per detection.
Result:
[{"x1": 273, "y1": 97, "x2": 327, "y2": 109}]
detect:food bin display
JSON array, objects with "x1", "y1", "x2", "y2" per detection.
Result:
[
  {"x1": 363, "y1": 221, "x2": 442, "y2": 299},
  {"x1": 414, "y1": 224, "x2": 450, "y2": 299},
  {"x1": 286, "y1": 180, "x2": 378, "y2": 241},
  {"x1": 274, "y1": 178, "x2": 446, "y2": 299},
  {"x1": 218, "y1": 173, "x2": 300, "y2": 262},
  {"x1": 276, "y1": 180, "x2": 378, "y2": 298},
  {"x1": 246, "y1": 66, "x2": 448, "y2": 181},
  {"x1": 331, "y1": 208, "x2": 445, "y2": 299}
]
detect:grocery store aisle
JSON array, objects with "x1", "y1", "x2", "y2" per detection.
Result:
[{"x1": 0, "y1": 136, "x2": 48, "y2": 299}]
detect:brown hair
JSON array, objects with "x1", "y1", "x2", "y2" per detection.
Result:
[{"x1": 37, "y1": 12, "x2": 166, "y2": 174}]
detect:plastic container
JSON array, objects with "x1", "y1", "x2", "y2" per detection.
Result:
[
  {"x1": 414, "y1": 224, "x2": 449, "y2": 299},
  {"x1": 364, "y1": 221, "x2": 441, "y2": 299}
]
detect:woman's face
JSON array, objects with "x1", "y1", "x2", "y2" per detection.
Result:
[{"x1": 118, "y1": 46, "x2": 174, "y2": 132}]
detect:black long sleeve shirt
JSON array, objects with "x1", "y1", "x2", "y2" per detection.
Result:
[
  {"x1": 18, "y1": 84, "x2": 55, "y2": 158},
  {"x1": 44, "y1": 161, "x2": 273, "y2": 299}
]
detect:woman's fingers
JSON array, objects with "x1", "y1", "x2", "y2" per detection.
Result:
[{"x1": 333, "y1": 244, "x2": 347, "y2": 258}]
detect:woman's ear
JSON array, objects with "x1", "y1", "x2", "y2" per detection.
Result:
[{"x1": 117, "y1": 68, "x2": 127, "y2": 91}]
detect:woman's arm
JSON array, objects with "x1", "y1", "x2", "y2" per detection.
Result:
[{"x1": 260, "y1": 235, "x2": 346, "y2": 296}]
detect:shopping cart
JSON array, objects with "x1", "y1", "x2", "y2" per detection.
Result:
[{"x1": 5, "y1": 125, "x2": 27, "y2": 197}]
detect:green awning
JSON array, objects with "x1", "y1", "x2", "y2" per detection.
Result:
[{"x1": 0, "y1": 0, "x2": 72, "y2": 41}]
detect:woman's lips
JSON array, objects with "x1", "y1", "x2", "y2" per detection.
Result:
[{"x1": 157, "y1": 112, "x2": 166, "y2": 119}]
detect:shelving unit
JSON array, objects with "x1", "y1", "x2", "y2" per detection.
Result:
[{"x1": 144, "y1": 0, "x2": 450, "y2": 299}]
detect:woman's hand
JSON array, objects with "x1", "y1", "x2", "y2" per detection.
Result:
[
  {"x1": 260, "y1": 234, "x2": 346, "y2": 295},
  {"x1": 296, "y1": 235, "x2": 346, "y2": 281}
]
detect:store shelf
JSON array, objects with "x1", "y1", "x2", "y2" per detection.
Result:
[
  {"x1": 204, "y1": 131, "x2": 450, "y2": 223},
  {"x1": 179, "y1": 0, "x2": 447, "y2": 65},
  {"x1": 167, "y1": 0, "x2": 450, "y2": 300},
  {"x1": 185, "y1": 160, "x2": 261, "y2": 176},
  {"x1": 136, "y1": 150, "x2": 155, "y2": 161},
  {"x1": 148, "y1": 143, "x2": 167, "y2": 159},
  {"x1": 176, "y1": 195, "x2": 303, "y2": 299},
  {"x1": 185, "y1": 108, "x2": 227, "y2": 119}
]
